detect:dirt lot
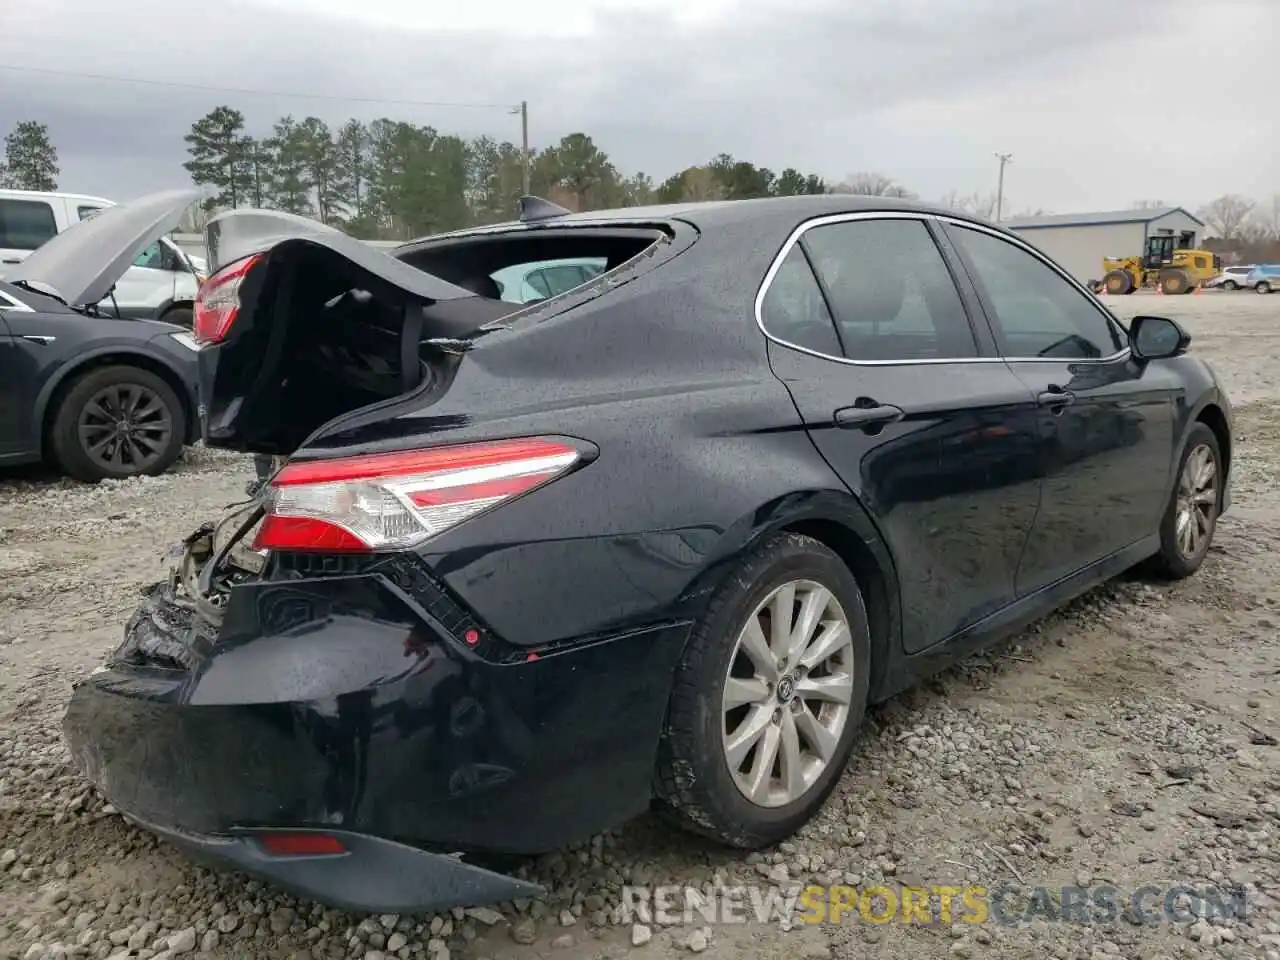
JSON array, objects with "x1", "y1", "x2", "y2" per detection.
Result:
[{"x1": 2, "y1": 292, "x2": 1279, "y2": 960}]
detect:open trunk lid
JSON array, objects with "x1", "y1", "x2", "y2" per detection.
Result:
[{"x1": 197, "y1": 209, "x2": 519, "y2": 456}]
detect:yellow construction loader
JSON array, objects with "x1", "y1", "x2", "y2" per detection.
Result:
[{"x1": 1102, "y1": 234, "x2": 1222, "y2": 295}]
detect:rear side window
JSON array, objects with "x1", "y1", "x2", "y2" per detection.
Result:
[
  {"x1": 799, "y1": 218, "x2": 978, "y2": 361},
  {"x1": 758, "y1": 245, "x2": 842, "y2": 356},
  {"x1": 949, "y1": 225, "x2": 1125, "y2": 360},
  {"x1": 78, "y1": 205, "x2": 107, "y2": 221},
  {"x1": 0, "y1": 199, "x2": 59, "y2": 251}
]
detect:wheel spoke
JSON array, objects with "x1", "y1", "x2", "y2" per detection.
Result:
[
  {"x1": 769, "y1": 583, "x2": 796, "y2": 660},
  {"x1": 795, "y1": 672, "x2": 852, "y2": 705},
  {"x1": 738, "y1": 617, "x2": 778, "y2": 681},
  {"x1": 787, "y1": 586, "x2": 829, "y2": 669},
  {"x1": 794, "y1": 704, "x2": 837, "y2": 761},
  {"x1": 723, "y1": 677, "x2": 769, "y2": 710},
  {"x1": 798, "y1": 619, "x2": 849, "y2": 671},
  {"x1": 744, "y1": 723, "x2": 781, "y2": 803},
  {"x1": 725, "y1": 704, "x2": 772, "y2": 770},
  {"x1": 778, "y1": 710, "x2": 806, "y2": 801},
  {"x1": 85, "y1": 400, "x2": 113, "y2": 424}
]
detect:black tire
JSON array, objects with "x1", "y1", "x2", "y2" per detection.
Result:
[
  {"x1": 655, "y1": 532, "x2": 871, "y2": 848},
  {"x1": 1103, "y1": 270, "x2": 1132, "y2": 296},
  {"x1": 1160, "y1": 269, "x2": 1189, "y2": 295},
  {"x1": 160, "y1": 305, "x2": 194, "y2": 329},
  {"x1": 1143, "y1": 423, "x2": 1222, "y2": 580},
  {"x1": 1223, "y1": 280, "x2": 1238, "y2": 291},
  {"x1": 1258, "y1": 281, "x2": 1273, "y2": 294},
  {"x1": 49, "y1": 365, "x2": 186, "y2": 483}
]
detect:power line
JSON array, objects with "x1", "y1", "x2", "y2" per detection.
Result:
[{"x1": 0, "y1": 63, "x2": 516, "y2": 111}]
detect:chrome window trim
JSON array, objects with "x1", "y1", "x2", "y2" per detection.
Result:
[
  {"x1": 753, "y1": 209, "x2": 1131, "y2": 367},
  {"x1": 0, "y1": 290, "x2": 34, "y2": 312}
]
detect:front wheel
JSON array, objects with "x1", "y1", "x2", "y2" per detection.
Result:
[
  {"x1": 49, "y1": 366, "x2": 186, "y2": 483},
  {"x1": 655, "y1": 533, "x2": 871, "y2": 848},
  {"x1": 1144, "y1": 423, "x2": 1222, "y2": 580},
  {"x1": 1222, "y1": 280, "x2": 1238, "y2": 291}
]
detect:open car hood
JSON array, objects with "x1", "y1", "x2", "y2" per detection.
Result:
[{"x1": 5, "y1": 189, "x2": 201, "y2": 307}]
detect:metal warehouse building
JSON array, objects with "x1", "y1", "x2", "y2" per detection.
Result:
[{"x1": 1003, "y1": 207, "x2": 1207, "y2": 283}]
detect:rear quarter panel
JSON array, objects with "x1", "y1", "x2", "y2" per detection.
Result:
[{"x1": 302, "y1": 219, "x2": 873, "y2": 648}]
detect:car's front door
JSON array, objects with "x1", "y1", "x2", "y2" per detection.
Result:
[
  {"x1": 0, "y1": 297, "x2": 44, "y2": 457},
  {"x1": 942, "y1": 219, "x2": 1177, "y2": 595},
  {"x1": 761, "y1": 213, "x2": 1043, "y2": 654}
]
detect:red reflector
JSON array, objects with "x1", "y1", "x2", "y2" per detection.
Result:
[
  {"x1": 251, "y1": 515, "x2": 370, "y2": 553},
  {"x1": 463, "y1": 629, "x2": 480, "y2": 646},
  {"x1": 257, "y1": 833, "x2": 346, "y2": 856}
]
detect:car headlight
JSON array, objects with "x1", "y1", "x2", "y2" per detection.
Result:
[{"x1": 169, "y1": 332, "x2": 200, "y2": 351}]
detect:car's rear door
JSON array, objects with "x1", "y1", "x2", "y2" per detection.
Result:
[
  {"x1": 761, "y1": 212, "x2": 1043, "y2": 654},
  {"x1": 940, "y1": 218, "x2": 1177, "y2": 594}
]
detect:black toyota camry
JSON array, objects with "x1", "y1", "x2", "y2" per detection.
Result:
[{"x1": 64, "y1": 194, "x2": 1233, "y2": 914}]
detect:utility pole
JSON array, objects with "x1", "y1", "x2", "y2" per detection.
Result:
[{"x1": 994, "y1": 152, "x2": 1013, "y2": 223}]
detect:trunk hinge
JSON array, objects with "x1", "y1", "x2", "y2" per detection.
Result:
[{"x1": 401, "y1": 304, "x2": 425, "y2": 392}]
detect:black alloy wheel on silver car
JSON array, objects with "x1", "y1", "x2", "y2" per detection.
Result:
[
  {"x1": 50, "y1": 365, "x2": 186, "y2": 482},
  {"x1": 1146, "y1": 422, "x2": 1222, "y2": 580},
  {"x1": 655, "y1": 533, "x2": 871, "y2": 848}
]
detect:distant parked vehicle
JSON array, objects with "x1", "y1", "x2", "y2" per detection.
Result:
[
  {"x1": 0, "y1": 189, "x2": 203, "y2": 327},
  {"x1": 0, "y1": 190, "x2": 203, "y2": 481},
  {"x1": 491, "y1": 256, "x2": 606, "y2": 303},
  {"x1": 1245, "y1": 264, "x2": 1280, "y2": 294},
  {"x1": 1206, "y1": 265, "x2": 1254, "y2": 291}
]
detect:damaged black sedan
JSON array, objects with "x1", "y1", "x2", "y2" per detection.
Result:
[{"x1": 64, "y1": 194, "x2": 1233, "y2": 914}]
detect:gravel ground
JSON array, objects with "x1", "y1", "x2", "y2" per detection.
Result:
[{"x1": 2, "y1": 292, "x2": 1279, "y2": 960}]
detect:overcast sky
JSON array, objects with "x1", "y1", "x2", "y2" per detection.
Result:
[{"x1": 1, "y1": 0, "x2": 1275, "y2": 214}]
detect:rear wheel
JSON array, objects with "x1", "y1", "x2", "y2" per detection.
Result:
[
  {"x1": 50, "y1": 366, "x2": 186, "y2": 483},
  {"x1": 1258, "y1": 281, "x2": 1273, "y2": 294},
  {"x1": 1144, "y1": 423, "x2": 1221, "y2": 580},
  {"x1": 1160, "y1": 269, "x2": 1190, "y2": 295},
  {"x1": 1103, "y1": 270, "x2": 1132, "y2": 295},
  {"x1": 655, "y1": 533, "x2": 871, "y2": 848}
]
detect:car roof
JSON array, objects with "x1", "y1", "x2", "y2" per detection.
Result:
[
  {"x1": 406, "y1": 195, "x2": 993, "y2": 245},
  {"x1": 0, "y1": 188, "x2": 115, "y2": 205}
]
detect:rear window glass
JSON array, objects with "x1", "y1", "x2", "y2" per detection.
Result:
[{"x1": 0, "y1": 199, "x2": 59, "y2": 251}]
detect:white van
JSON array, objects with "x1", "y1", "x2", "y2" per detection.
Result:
[{"x1": 0, "y1": 188, "x2": 204, "y2": 326}]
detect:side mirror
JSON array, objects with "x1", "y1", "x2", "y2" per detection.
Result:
[{"x1": 1129, "y1": 315, "x2": 1190, "y2": 361}]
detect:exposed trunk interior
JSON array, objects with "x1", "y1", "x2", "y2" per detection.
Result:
[{"x1": 202, "y1": 228, "x2": 664, "y2": 455}]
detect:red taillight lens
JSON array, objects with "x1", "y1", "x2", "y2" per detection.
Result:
[
  {"x1": 252, "y1": 438, "x2": 583, "y2": 553},
  {"x1": 194, "y1": 254, "x2": 262, "y2": 344},
  {"x1": 256, "y1": 832, "x2": 346, "y2": 856}
]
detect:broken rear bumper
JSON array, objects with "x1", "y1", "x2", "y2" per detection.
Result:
[
  {"x1": 121, "y1": 817, "x2": 541, "y2": 915},
  {"x1": 63, "y1": 559, "x2": 691, "y2": 911}
]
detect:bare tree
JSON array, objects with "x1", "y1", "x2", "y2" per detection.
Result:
[
  {"x1": 831, "y1": 172, "x2": 916, "y2": 199},
  {"x1": 1249, "y1": 195, "x2": 1280, "y2": 240},
  {"x1": 941, "y1": 190, "x2": 999, "y2": 220},
  {"x1": 1198, "y1": 195, "x2": 1256, "y2": 240}
]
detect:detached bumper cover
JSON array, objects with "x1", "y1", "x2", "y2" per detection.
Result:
[
  {"x1": 121, "y1": 819, "x2": 541, "y2": 915},
  {"x1": 64, "y1": 560, "x2": 691, "y2": 911}
]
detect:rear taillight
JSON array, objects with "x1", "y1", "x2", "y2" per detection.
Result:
[
  {"x1": 194, "y1": 254, "x2": 262, "y2": 344},
  {"x1": 252, "y1": 438, "x2": 583, "y2": 553}
]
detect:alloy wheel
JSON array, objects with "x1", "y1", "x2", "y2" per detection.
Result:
[
  {"x1": 1175, "y1": 443, "x2": 1218, "y2": 560},
  {"x1": 721, "y1": 579, "x2": 855, "y2": 808},
  {"x1": 76, "y1": 383, "x2": 174, "y2": 474}
]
